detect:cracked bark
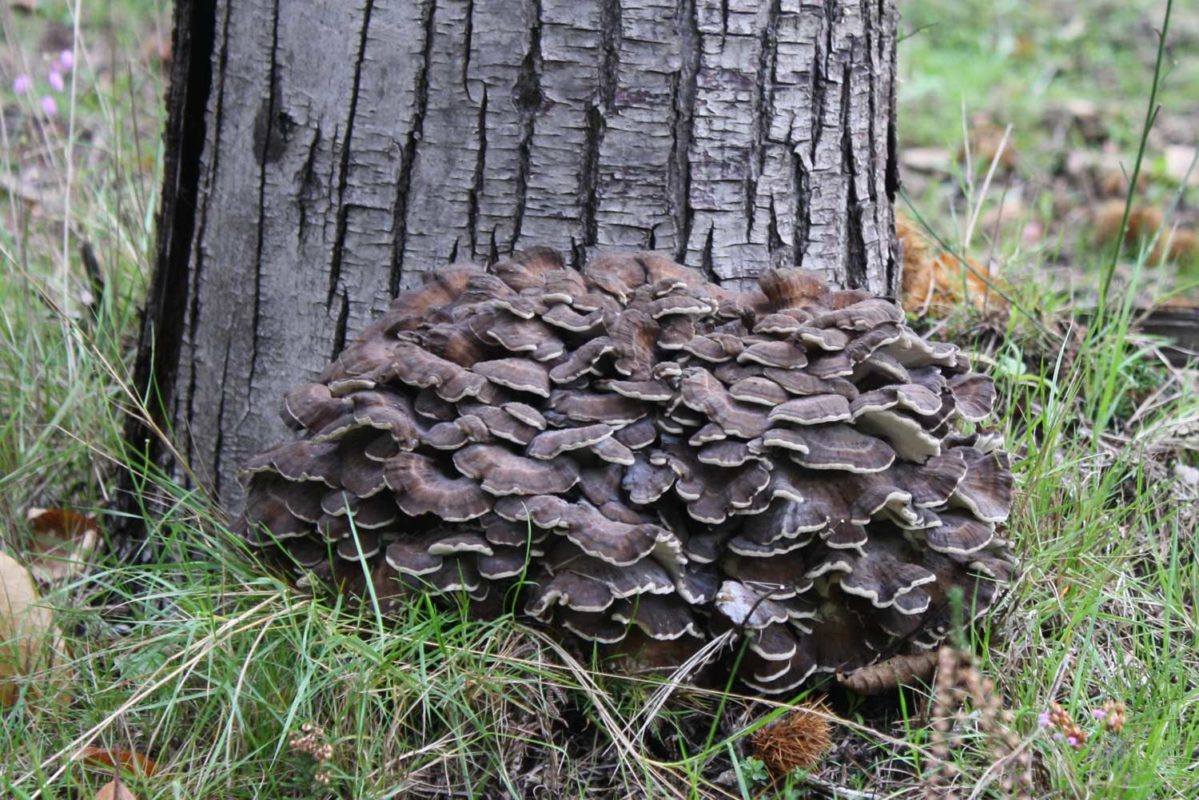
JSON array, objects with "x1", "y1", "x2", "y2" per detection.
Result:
[{"x1": 130, "y1": 0, "x2": 900, "y2": 513}]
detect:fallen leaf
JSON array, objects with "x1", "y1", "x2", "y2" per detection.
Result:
[
  {"x1": 25, "y1": 508, "x2": 100, "y2": 582},
  {"x1": 979, "y1": 196, "x2": 1026, "y2": 235},
  {"x1": 1164, "y1": 145, "x2": 1199, "y2": 187},
  {"x1": 95, "y1": 777, "x2": 138, "y2": 800},
  {"x1": 1063, "y1": 99, "x2": 1107, "y2": 145},
  {"x1": 76, "y1": 746, "x2": 159, "y2": 777},
  {"x1": 1092, "y1": 200, "x2": 1198, "y2": 264},
  {"x1": 900, "y1": 147, "x2": 953, "y2": 174},
  {"x1": 837, "y1": 651, "x2": 939, "y2": 694},
  {"x1": 1175, "y1": 463, "x2": 1199, "y2": 487},
  {"x1": 897, "y1": 214, "x2": 1008, "y2": 318},
  {"x1": 1062, "y1": 98, "x2": 1100, "y2": 120},
  {"x1": 957, "y1": 115, "x2": 1017, "y2": 173},
  {"x1": 1094, "y1": 199, "x2": 1161, "y2": 243},
  {"x1": 0, "y1": 172, "x2": 61, "y2": 212},
  {"x1": 0, "y1": 551, "x2": 72, "y2": 706},
  {"x1": 141, "y1": 30, "x2": 172, "y2": 72},
  {"x1": 1062, "y1": 149, "x2": 1145, "y2": 197}
]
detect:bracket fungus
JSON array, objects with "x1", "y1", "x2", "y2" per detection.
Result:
[{"x1": 239, "y1": 249, "x2": 1014, "y2": 694}]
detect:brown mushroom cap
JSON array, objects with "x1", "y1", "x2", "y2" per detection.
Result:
[
  {"x1": 657, "y1": 316, "x2": 696, "y2": 349},
  {"x1": 456, "y1": 403, "x2": 540, "y2": 446},
  {"x1": 611, "y1": 594, "x2": 703, "y2": 640},
  {"x1": 769, "y1": 395, "x2": 853, "y2": 425},
  {"x1": 679, "y1": 368, "x2": 770, "y2": 438},
  {"x1": 527, "y1": 572, "x2": 615, "y2": 615},
  {"x1": 472, "y1": 358, "x2": 551, "y2": 398},
  {"x1": 764, "y1": 368, "x2": 857, "y2": 400},
  {"x1": 949, "y1": 373, "x2": 997, "y2": 421},
  {"x1": 242, "y1": 440, "x2": 341, "y2": 487},
  {"x1": 383, "y1": 452, "x2": 491, "y2": 521},
  {"x1": 589, "y1": 436, "x2": 636, "y2": 466},
  {"x1": 452, "y1": 444, "x2": 580, "y2": 496},
  {"x1": 613, "y1": 417, "x2": 658, "y2": 450},
  {"x1": 738, "y1": 339, "x2": 809, "y2": 369},
  {"x1": 526, "y1": 423, "x2": 612, "y2": 459},
  {"x1": 622, "y1": 455, "x2": 678, "y2": 505},
  {"x1": 780, "y1": 424, "x2": 897, "y2": 473},
  {"x1": 951, "y1": 448, "x2": 1013, "y2": 522},
  {"x1": 241, "y1": 251, "x2": 1014, "y2": 696},
  {"x1": 545, "y1": 546, "x2": 676, "y2": 599},
  {"x1": 728, "y1": 377, "x2": 789, "y2": 407},
  {"x1": 477, "y1": 547, "x2": 530, "y2": 580},
  {"x1": 282, "y1": 383, "x2": 351, "y2": 432},
  {"x1": 553, "y1": 502, "x2": 670, "y2": 566},
  {"x1": 682, "y1": 333, "x2": 742, "y2": 363},
  {"x1": 599, "y1": 379, "x2": 675, "y2": 402},
  {"x1": 714, "y1": 581, "x2": 791, "y2": 629},
  {"x1": 548, "y1": 389, "x2": 647, "y2": 425},
  {"x1": 541, "y1": 303, "x2": 606, "y2": 334},
  {"x1": 549, "y1": 337, "x2": 616, "y2": 383},
  {"x1": 855, "y1": 409, "x2": 943, "y2": 461}
]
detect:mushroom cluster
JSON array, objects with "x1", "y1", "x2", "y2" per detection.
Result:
[{"x1": 239, "y1": 249, "x2": 1014, "y2": 694}]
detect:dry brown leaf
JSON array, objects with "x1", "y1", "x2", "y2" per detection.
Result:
[
  {"x1": 836, "y1": 650, "x2": 939, "y2": 695},
  {"x1": 1164, "y1": 145, "x2": 1199, "y2": 187},
  {"x1": 1154, "y1": 229, "x2": 1199, "y2": 264},
  {"x1": 94, "y1": 777, "x2": 138, "y2": 800},
  {"x1": 25, "y1": 507, "x2": 100, "y2": 582},
  {"x1": 897, "y1": 214, "x2": 1007, "y2": 318},
  {"x1": 1093, "y1": 200, "x2": 1199, "y2": 264},
  {"x1": 141, "y1": 31, "x2": 173, "y2": 72},
  {"x1": 979, "y1": 197, "x2": 1043, "y2": 247},
  {"x1": 900, "y1": 147, "x2": 953, "y2": 174},
  {"x1": 1063, "y1": 149, "x2": 1145, "y2": 197},
  {"x1": 957, "y1": 116, "x2": 1018, "y2": 173},
  {"x1": 1094, "y1": 199, "x2": 1161, "y2": 244},
  {"x1": 1061, "y1": 98, "x2": 1104, "y2": 143},
  {"x1": 0, "y1": 551, "x2": 72, "y2": 706},
  {"x1": 75, "y1": 746, "x2": 160, "y2": 778}
]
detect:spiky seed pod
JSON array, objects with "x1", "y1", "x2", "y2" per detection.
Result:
[
  {"x1": 238, "y1": 249, "x2": 1015, "y2": 694},
  {"x1": 751, "y1": 701, "x2": 834, "y2": 776}
]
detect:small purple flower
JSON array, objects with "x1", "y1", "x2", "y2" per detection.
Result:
[
  {"x1": 1037, "y1": 711, "x2": 1052, "y2": 728},
  {"x1": 1066, "y1": 735, "x2": 1080, "y2": 747},
  {"x1": 1052, "y1": 732, "x2": 1065, "y2": 741},
  {"x1": 1092, "y1": 708, "x2": 1107, "y2": 721},
  {"x1": 47, "y1": 70, "x2": 65, "y2": 92},
  {"x1": 12, "y1": 74, "x2": 32, "y2": 95},
  {"x1": 40, "y1": 95, "x2": 57, "y2": 117},
  {"x1": 58, "y1": 49, "x2": 74, "y2": 72}
]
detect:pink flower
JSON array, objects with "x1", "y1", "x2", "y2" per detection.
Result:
[
  {"x1": 58, "y1": 49, "x2": 74, "y2": 72},
  {"x1": 1037, "y1": 711, "x2": 1052, "y2": 728},
  {"x1": 1091, "y1": 708, "x2": 1107, "y2": 721},
  {"x1": 12, "y1": 74, "x2": 32, "y2": 94},
  {"x1": 40, "y1": 95, "x2": 57, "y2": 117},
  {"x1": 1066, "y1": 735, "x2": 1080, "y2": 748},
  {"x1": 47, "y1": 70, "x2": 65, "y2": 92}
]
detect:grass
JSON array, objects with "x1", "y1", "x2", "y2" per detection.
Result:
[
  {"x1": 899, "y1": 0, "x2": 1199, "y2": 157},
  {"x1": 3, "y1": 0, "x2": 1199, "y2": 797}
]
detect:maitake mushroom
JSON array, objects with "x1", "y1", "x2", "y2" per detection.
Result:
[{"x1": 239, "y1": 248, "x2": 1014, "y2": 694}]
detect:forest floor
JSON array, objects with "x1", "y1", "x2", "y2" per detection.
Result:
[{"x1": 1, "y1": 0, "x2": 1197, "y2": 798}]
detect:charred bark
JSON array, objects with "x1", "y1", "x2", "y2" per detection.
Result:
[{"x1": 131, "y1": 0, "x2": 900, "y2": 511}]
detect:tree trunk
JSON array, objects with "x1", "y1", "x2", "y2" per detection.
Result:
[{"x1": 129, "y1": 0, "x2": 900, "y2": 512}]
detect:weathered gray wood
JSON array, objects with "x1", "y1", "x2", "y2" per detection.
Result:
[{"x1": 139, "y1": 0, "x2": 900, "y2": 510}]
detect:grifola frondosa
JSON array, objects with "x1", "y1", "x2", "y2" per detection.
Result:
[{"x1": 239, "y1": 248, "x2": 1014, "y2": 694}]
